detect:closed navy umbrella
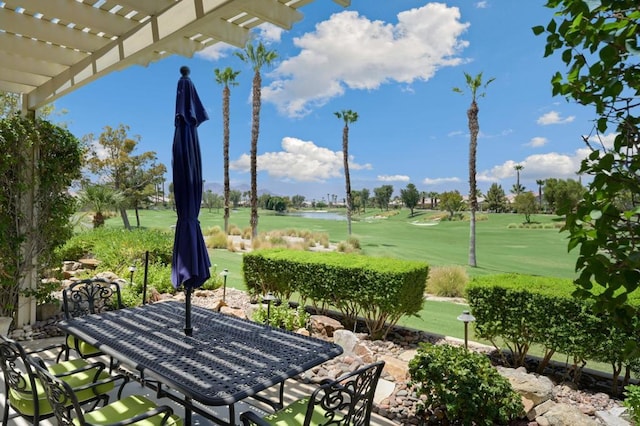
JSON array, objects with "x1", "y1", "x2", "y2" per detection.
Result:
[{"x1": 172, "y1": 66, "x2": 211, "y2": 336}]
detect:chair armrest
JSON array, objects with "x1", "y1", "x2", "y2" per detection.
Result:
[
  {"x1": 240, "y1": 410, "x2": 271, "y2": 426},
  {"x1": 53, "y1": 361, "x2": 107, "y2": 379},
  {"x1": 90, "y1": 404, "x2": 175, "y2": 426},
  {"x1": 25, "y1": 342, "x2": 65, "y2": 355}
]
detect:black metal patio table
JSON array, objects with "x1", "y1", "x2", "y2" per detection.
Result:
[{"x1": 57, "y1": 300, "x2": 343, "y2": 425}]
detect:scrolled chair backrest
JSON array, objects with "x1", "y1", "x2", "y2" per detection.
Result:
[
  {"x1": 63, "y1": 278, "x2": 123, "y2": 320},
  {"x1": 308, "y1": 360, "x2": 385, "y2": 426},
  {"x1": 27, "y1": 355, "x2": 83, "y2": 425},
  {"x1": 0, "y1": 336, "x2": 37, "y2": 401}
]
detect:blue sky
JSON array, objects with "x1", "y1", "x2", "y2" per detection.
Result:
[{"x1": 54, "y1": 0, "x2": 602, "y2": 203}]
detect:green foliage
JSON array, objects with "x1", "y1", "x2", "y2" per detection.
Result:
[
  {"x1": 542, "y1": 178, "x2": 584, "y2": 215},
  {"x1": 535, "y1": 1, "x2": 640, "y2": 337},
  {"x1": 513, "y1": 192, "x2": 538, "y2": 223},
  {"x1": 485, "y1": 183, "x2": 508, "y2": 213},
  {"x1": 467, "y1": 274, "x2": 640, "y2": 390},
  {"x1": 252, "y1": 303, "x2": 310, "y2": 331},
  {"x1": 409, "y1": 343, "x2": 523, "y2": 425},
  {"x1": 426, "y1": 265, "x2": 469, "y2": 297},
  {"x1": 400, "y1": 183, "x2": 421, "y2": 215},
  {"x1": 438, "y1": 190, "x2": 464, "y2": 220},
  {"x1": 0, "y1": 116, "x2": 82, "y2": 317},
  {"x1": 623, "y1": 384, "x2": 640, "y2": 424},
  {"x1": 243, "y1": 249, "x2": 428, "y2": 339}
]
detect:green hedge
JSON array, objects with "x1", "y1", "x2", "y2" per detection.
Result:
[
  {"x1": 243, "y1": 248, "x2": 428, "y2": 339},
  {"x1": 467, "y1": 273, "x2": 640, "y2": 393}
]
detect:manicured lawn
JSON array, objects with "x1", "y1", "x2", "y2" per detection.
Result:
[
  {"x1": 114, "y1": 207, "x2": 577, "y2": 279},
  {"x1": 104, "y1": 208, "x2": 612, "y2": 373}
]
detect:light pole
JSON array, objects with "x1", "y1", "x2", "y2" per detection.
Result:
[
  {"x1": 128, "y1": 266, "x2": 137, "y2": 287},
  {"x1": 220, "y1": 269, "x2": 229, "y2": 304},
  {"x1": 457, "y1": 310, "x2": 476, "y2": 349}
]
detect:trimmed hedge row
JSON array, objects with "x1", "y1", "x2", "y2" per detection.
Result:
[
  {"x1": 467, "y1": 274, "x2": 640, "y2": 393},
  {"x1": 243, "y1": 248, "x2": 429, "y2": 339}
]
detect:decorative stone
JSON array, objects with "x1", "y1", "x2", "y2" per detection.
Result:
[
  {"x1": 333, "y1": 329, "x2": 359, "y2": 354},
  {"x1": 538, "y1": 403, "x2": 599, "y2": 426},
  {"x1": 220, "y1": 306, "x2": 247, "y2": 319},
  {"x1": 310, "y1": 315, "x2": 344, "y2": 337},
  {"x1": 497, "y1": 366, "x2": 554, "y2": 405}
]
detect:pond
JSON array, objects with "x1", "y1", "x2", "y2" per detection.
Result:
[{"x1": 286, "y1": 211, "x2": 345, "y2": 221}]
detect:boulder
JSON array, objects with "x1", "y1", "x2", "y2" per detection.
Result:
[
  {"x1": 333, "y1": 329, "x2": 359, "y2": 354},
  {"x1": 310, "y1": 315, "x2": 344, "y2": 337},
  {"x1": 497, "y1": 366, "x2": 554, "y2": 405},
  {"x1": 537, "y1": 403, "x2": 599, "y2": 426}
]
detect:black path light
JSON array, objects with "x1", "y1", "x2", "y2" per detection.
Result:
[
  {"x1": 457, "y1": 310, "x2": 476, "y2": 349},
  {"x1": 220, "y1": 269, "x2": 229, "y2": 305},
  {"x1": 262, "y1": 292, "x2": 278, "y2": 325},
  {"x1": 128, "y1": 266, "x2": 137, "y2": 287}
]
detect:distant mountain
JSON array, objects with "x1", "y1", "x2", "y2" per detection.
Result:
[{"x1": 203, "y1": 182, "x2": 273, "y2": 197}]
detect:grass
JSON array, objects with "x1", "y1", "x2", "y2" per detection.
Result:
[
  {"x1": 114, "y1": 207, "x2": 576, "y2": 279},
  {"x1": 101, "y1": 207, "x2": 618, "y2": 373}
]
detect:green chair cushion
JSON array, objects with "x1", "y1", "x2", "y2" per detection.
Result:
[
  {"x1": 67, "y1": 335, "x2": 101, "y2": 356},
  {"x1": 9, "y1": 360, "x2": 114, "y2": 417},
  {"x1": 262, "y1": 398, "x2": 335, "y2": 426},
  {"x1": 75, "y1": 395, "x2": 182, "y2": 426}
]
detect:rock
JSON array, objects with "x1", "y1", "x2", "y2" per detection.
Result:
[
  {"x1": 595, "y1": 409, "x2": 632, "y2": 426},
  {"x1": 538, "y1": 403, "x2": 599, "y2": 426},
  {"x1": 381, "y1": 355, "x2": 409, "y2": 381},
  {"x1": 528, "y1": 399, "x2": 556, "y2": 420},
  {"x1": 497, "y1": 366, "x2": 554, "y2": 405},
  {"x1": 399, "y1": 349, "x2": 417, "y2": 363},
  {"x1": 296, "y1": 328, "x2": 310, "y2": 336},
  {"x1": 219, "y1": 306, "x2": 247, "y2": 319},
  {"x1": 310, "y1": 315, "x2": 344, "y2": 337},
  {"x1": 78, "y1": 258, "x2": 100, "y2": 269},
  {"x1": 333, "y1": 329, "x2": 359, "y2": 354}
]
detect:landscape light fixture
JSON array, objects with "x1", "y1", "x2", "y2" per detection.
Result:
[
  {"x1": 220, "y1": 269, "x2": 229, "y2": 304},
  {"x1": 262, "y1": 292, "x2": 278, "y2": 325},
  {"x1": 457, "y1": 310, "x2": 476, "y2": 349},
  {"x1": 128, "y1": 266, "x2": 137, "y2": 287}
]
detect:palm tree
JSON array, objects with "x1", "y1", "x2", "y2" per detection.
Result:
[
  {"x1": 77, "y1": 184, "x2": 125, "y2": 228},
  {"x1": 235, "y1": 42, "x2": 277, "y2": 240},
  {"x1": 514, "y1": 164, "x2": 525, "y2": 195},
  {"x1": 536, "y1": 179, "x2": 545, "y2": 210},
  {"x1": 214, "y1": 67, "x2": 240, "y2": 235},
  {"x1": 334, "y1": 110, "x2": 359, "y2": 236},
  {"x1": 454, "y1": 72, "x2": 494, "y2": 268}
]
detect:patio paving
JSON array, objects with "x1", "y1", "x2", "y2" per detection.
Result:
[{"x1": 3, "y1": 337, "x2": 398, "y2": 426}]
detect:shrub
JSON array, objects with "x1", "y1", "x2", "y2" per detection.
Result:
[
  {"x1": 426, "y1": 265, "x2": 468, "y2": 297},
  {"x1": 205, "y1": 230, "x2": 229, "y2": 249},
  {"x1": 409, "y1": 343, "x2": 523, "y2": 425},
  {"x1": 252, "y1": 304, "x2": 310, "y2": 331},
  {"x1": 624, "y1": 384, "x2": 640, "y2": 424}
]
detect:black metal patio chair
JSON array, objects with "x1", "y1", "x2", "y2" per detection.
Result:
[
  {"x1": 27, "y1": 355, "x2": 182, "y2": 426},
  {"x1": 240, "y1": 360, "x2": 385, "y2": 426},
  {"x1": 0, "y1": 335, "x2": 127, "y2": 426},
  {"x1": 61, "y1": 278, "x2": 123, "y2": 370}
]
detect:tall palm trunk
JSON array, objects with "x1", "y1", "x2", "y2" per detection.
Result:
[
  {"x1": 222, "y1": 85, "x2": 230, "y2": 234},
  {"x1": 250, "y1": 70, "x2": 261, "y2": 240},
  {"x1": 468, "y1": 100, "x2": 479, "y2": 267},
  {"x1": 342, "y1": 124, "x2": 352, "y2": 235}
]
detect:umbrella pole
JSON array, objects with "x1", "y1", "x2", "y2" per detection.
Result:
[{"x1": 185, "y1": 287, "x2": 192, "y2": 336}]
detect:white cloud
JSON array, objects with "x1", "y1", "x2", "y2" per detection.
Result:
[
  {"x1": 257, "y1": 23, "x2": 284, "y2": 43},
  {"x1": 423, "y1": 177, "x2": 461, "y2": 185},
  {"x1": 196, "y1": 42, "x2": 236, "y2": 61},
  {"x1": 263, "y1": 4, "x2": 470, "y2": 117},
  {"x1": 479, "y1": 152, "x2": 583, "y2": 182},
  {"x1": 377, "y1": 175, "x2": 410, "y2": 182},
  {"x1": 475, "y1": 1, "x2": 489, "y2": 8},
  {"x1": 229, "y1": 137, "x2": 371, "y2": 182},
  {"x1": 537, "y1": 111, "x2": 575, "y2": 125},
  {"x1": 526, "y1": 137, "x2": 548, "y2": 148}
]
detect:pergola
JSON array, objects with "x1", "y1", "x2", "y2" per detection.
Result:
[{"x1": 0, "y1": 0, "x2": 349, "y2": 326}]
